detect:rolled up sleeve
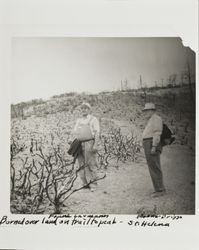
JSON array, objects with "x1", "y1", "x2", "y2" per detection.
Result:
[
  {"x1": 69, "y1": 119, "x2": 79, "y2": 141},
  {"x1": 74, "y1": 119, "x2": 80, "y2": 133}
]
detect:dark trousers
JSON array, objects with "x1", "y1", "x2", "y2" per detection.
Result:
[{"x1": 143, "y1": 138, "x2": 165, "y2": 192}]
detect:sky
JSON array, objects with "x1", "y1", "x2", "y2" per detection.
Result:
[{"x1": 11, "y1": 37, "x2": 195, "y2": 104}]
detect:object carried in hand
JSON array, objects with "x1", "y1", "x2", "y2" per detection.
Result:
[
  {"x1": 160, "y1": 123, "x2": 175, "y2": 146},
  {"x1": 67, "y1": 139, "x2": 82, "y2": 158}
]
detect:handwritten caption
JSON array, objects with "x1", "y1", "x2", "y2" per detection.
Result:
[{"x1": 0, "y1": 214, "x2": 183, "y2": 228}]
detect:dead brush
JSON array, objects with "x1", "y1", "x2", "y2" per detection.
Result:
[
  {"x1": 98, "y1": 127, "x2": 141, "y2": 169},
  {"x1": 11, "y1": 137, "x2": 105, "y2": 214}
]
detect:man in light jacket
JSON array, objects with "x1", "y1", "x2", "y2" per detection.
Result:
[{"x1": 142, "y1": 103, "x2": 166, "y2": 198}]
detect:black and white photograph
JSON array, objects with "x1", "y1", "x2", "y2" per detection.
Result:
[
  {"x1": 10, "y1": 37, "x2": 195, "y2": 215},
  {"x1": 0, "y1": 0, "x2": 198, "y2": 249}
]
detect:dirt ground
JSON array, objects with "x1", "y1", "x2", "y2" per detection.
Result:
[
  {"x1": 61, "y1": 144, "x2": 195, "y2": 215},
  {"x1": 11, "y1": 114, "x2": 195, "y2": 215}
]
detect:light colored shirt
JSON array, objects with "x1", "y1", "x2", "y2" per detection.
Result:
[
  {"x1": 73, "y1": 114, "x2": 100, "y2": 138},
  {"x1": 142, "y1": 113, "x2": 163, "y2": 147}
]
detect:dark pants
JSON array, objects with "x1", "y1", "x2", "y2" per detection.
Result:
[{"x1": 143, "y1": 138, "x2": 165, "y2": 192}]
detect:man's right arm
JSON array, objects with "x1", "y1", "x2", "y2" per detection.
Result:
[
  {"x1": 151, "y1": 115, "x2": 163, "y2": 154},
  {"x1": 68, "y1": 119, "x2": 79, "y2": 144}
]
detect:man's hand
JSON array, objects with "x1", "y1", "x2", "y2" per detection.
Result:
[
  {"x1": 151, "y1": 146, "x2": 156, "y2": 155},
  {"x1": 92, "y1": 144, "x2": 98, "y2": 153},
  {"x1": 68, "y1": 139, "x2": 73, "y2": 145},
  {"x1": 164, "y1": 138, "x2": 171, "y2": 145}
]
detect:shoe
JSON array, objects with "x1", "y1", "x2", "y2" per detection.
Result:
[
  {"x1": 90, "y1": 187, "x2": 96, "y2": 192},
  {"x1": 151, "y1": 190, "x2": 166, "y2": 198}
]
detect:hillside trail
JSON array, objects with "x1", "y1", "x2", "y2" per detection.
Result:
[{"x1": 62, "y1": 120, "x2": 195, "y2": 215}]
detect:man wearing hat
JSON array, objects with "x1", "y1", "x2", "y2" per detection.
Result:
[{"x1": 142, "y1": 103, "x2": 166, "y2": 197}]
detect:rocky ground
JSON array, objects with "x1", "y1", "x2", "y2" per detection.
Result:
[{"x1": 60, "y1": 144, "x2": 195, "y2": 215}]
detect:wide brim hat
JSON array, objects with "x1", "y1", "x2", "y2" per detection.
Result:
[{"x1": 142, "y1": 103, "x2": 156, "y2": 111}]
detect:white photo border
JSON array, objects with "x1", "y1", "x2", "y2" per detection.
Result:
[{"x1": 0, "y1": 0, "x2": 198, "y2": 250}]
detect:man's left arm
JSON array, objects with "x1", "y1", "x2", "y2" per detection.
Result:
[{"x1": 92, "y1": 117, "x2": 100, "y2": 151}]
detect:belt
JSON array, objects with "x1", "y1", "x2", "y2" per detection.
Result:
[{"x1": 143, "y1": 137, "x2": 152, "y2": 141}]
